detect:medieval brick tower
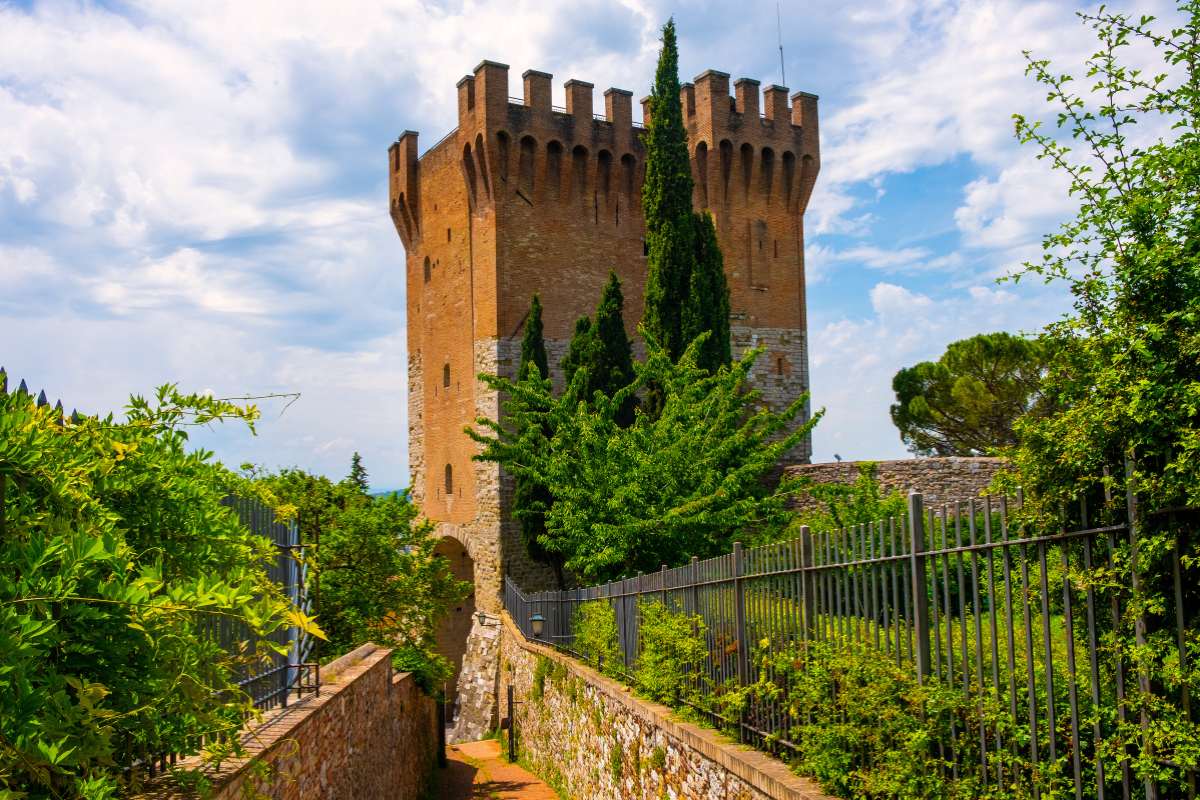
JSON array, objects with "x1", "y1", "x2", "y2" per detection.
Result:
[{"x1": 388, "y1": 60, "x2": 819, "y2": 739}]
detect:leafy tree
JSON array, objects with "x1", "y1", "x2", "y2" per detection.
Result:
[
  {"x1": 253, "y1": 465, "x2": 469, "y2": 692},
  {"x1": 348, "y1": 450, "x2": 370, "y2": 493},
  {"x1": 1004, "y1": 3, "x2": 1200, "y2": 788},
  {"x1": 683, "y1": 211, "x2": 732, "y2": 373},
  {"x1": 0, "y1": 385, "x2": 321, "y2": 798},
  {"x1": 890, "y1": 332, "x2": 1051, "y2": 456},
  {"x1": 470, "y1": 334, "x2": 820, "y2": 583},
  {"x1": 512, "y1": 295, "x2": 565, "y2": 587},
  {"x1": 641, "y1": 18, "x2": 695, "y2": 364}
]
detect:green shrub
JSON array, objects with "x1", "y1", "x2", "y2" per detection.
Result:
[
  {"x1": 0, "y1": 386, "x2": 322, "y2": 798},
  {"x1": 573, "y1": 600, "x2": 623, "y2": 676},
  {"x1": 746, "y1": 638, "x2": 1067, "y2": 800},
  {"x1": 633, "y1": 599, "x2": 706, "y2": 704},
  {"x1": 609, "y1": 739, "x2": 624, "y2": 781},
  {"x1": 532, "y1": 655, "x2": 554, "y2": 701},
  {"x1": 648, "y1": 746, "x2": 666, "y2": 772}
]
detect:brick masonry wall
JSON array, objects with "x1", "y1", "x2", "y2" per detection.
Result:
[
  {"x1": 497, "y1": 615, "x2": 835, "y2": 800},
  {"x1": 136, "y1": 644, "x2": 437, "y2": 800},
  {"x1": 786, "y1": 457, "x2": 1008, "y2": 512}
]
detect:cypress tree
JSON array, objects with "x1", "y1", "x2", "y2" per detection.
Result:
[
  {"x1": 520, "y1": 293, "x2": 549, "y2": 381},
  {"x1": 513, "y1": 294, "x2": 564, "y2": 587},
  {"x1": 561, "y1": 315, "x2": 595, "y2": 397},
  {"x1": 590, "y1": 272, "x2": 638, "y2": 425},
  {"x1": 683, "y1": 211, "x2": 732, "y2": 372},
  {"x1": 641, "y1": 18, "x2": 695, "y2": 362}
]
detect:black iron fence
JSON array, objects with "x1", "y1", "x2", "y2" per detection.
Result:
[
  {"x1": 218, "y1": 496, "x2": 318, "y2": 711},
  {"x1": 505, "y1": 485, "x2": 1197, "y2": 799}
]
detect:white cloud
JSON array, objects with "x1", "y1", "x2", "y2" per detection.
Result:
[
  {"x1": 0, "y1": 0, "x2": 1178, "y2": 486},
  {"x1": 809, "y1": 279, "x2": 1069, "y2": 462}
]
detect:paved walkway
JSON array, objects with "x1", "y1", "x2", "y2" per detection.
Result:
[{"x1": 439, "y1": 738, "x2": 560, "y2": 799}]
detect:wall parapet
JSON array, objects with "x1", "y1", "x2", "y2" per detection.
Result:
[
  {"x1": 498, "y1": 613, "x2": 835, "y2": 800},
  {"x1": 134, "y1": 643, "x2": 437, "y2": 800},
  {"x1": 786, "y1": 456, "x2": 1007, "y2": 512}
]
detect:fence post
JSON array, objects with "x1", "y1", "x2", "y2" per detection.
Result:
[
  {"x1": 661, "y1": 564, "x2": 668, "y2": 607},
  {"x1": 1125, "y1": 455, "x2": 1160, "y2": 800},
  {"x1": 733, "y1": 542, "x2": 749, "y2": 684},
  {"x1": 507, "y1": 683, "x2": 516, "y2": 762},
  {"x1": 733, "y1": 542, "x2": 749, "y2": 744},
  {"x1": 800, "y1": 525, "x2": 816, "y2": 642},
  {"x1": 690, "y1": 556, "x2": 700, "y2": 616},
  {"x1": 908, "y1": 492, "x2": 932, "y2": 683}
]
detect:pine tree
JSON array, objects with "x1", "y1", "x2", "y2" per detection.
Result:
[
  {"x1": 520, "y1": 293, "x2": 549, "y2": 381},
  {"x1": 641, "y1": 18, "x2": 695, "y2": 362},
  {"x1": 591, "y1": 272, "x2": 638, "y2": 425},
  {"x1": 348, "y1": 451, "x2": 369, "y2": 494},
  {"x1": 683, "y1": 211, "x2": 732, "y2": 372},
  {"x1": 513, "y1": 295, "x2": 564, "y2": 587}
]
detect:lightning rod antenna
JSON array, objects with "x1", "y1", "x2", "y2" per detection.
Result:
[{"x1": 777, "y1": 3, "x2": 786, "y2": 86}]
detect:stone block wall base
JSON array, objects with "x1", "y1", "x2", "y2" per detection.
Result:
[{"x1": 448, "y1": 619, "x2": 501, "y2": 743}]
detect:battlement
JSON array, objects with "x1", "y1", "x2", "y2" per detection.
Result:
[{"x1": 388, "y1": 61, "x2": 820, "y2": 250}]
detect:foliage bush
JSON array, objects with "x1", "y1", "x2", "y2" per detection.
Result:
[
  {"x1": 1000, "y1": 2, "x2": 1200, "y2": 791},
  {"x1": 632, "y1": 600, "x2": 707, "y2": 705},
  {"x1": 471, "y1": 335, "x2": 817, "y2": 583},
  {"x1": 0, "y1": 385, "x2": 322, "y2": 799},
  {"x1": 250, "y1": 463, "x2": 469, "y2": 693},
  {"x1": 572, "y1": 601, "x2": 623, "y2": 677},
  {"x1": 780, "y1": 462, "x2": 907, "y2": 543}
]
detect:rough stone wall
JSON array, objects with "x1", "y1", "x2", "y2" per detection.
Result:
[
  {"x1": 447, "y1": 617, "x2": 502, "y2": 742},
  {"x1": 137, "y1": 645, "x2": 437, "y2": 800},
  {"x1": 786, "y1": 457, "x2": 1008, "y2": 512},
  {"x1": 736, "y1": 325, "x2": 812, "y2": 463},
  {"x1": 497, "y1": 615, "x2": 834, "y2": 800}
]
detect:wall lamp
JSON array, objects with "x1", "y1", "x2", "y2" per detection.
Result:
[
  {"x1": 475, "y1": 611, "x2": 498, "y2": 627},
  {"x1": 529, "y1": 613, "x2": 545, "y2": 639}
]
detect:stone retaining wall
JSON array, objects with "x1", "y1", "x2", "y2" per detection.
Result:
[
  {"x1": 497, "y1": 614, "x2": 835, "y2": 800},
  {"x1": 786, "y1": 456, "x2": 1006, "y2": 512},
  {"x1": 137, "y1": 644, "x2": 437, "y2": 800}
]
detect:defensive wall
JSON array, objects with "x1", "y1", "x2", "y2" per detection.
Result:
[
  {"x1": 390, "y1": 58, "x2": 821, "y2": 741},
  {"x1": 786, "y1": 456, "x2": 1007, "y2": 512},
  {"x1": 497, "y1": 613, "x2": 835, "y2": 800},
  {"x1": 135, "y1": 644, "x2": 437, "y2": 800}
]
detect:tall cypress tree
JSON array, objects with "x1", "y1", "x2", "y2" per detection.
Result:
[
  {"x1": 561, "y1": 315, "x2": 594, "y2": 398},
  {"x1": 641, "y1": 18, "x2": 695, "y2": 362},
  {"x1": 513, "y1": 294, "x2": 563, "y2": 587},
  {"x1": 520, "y1": 293, "x2": 549, "y2": 381},
  {"x1": 591, "y1": 272, "x2": 638, "y2": 425},
  {"x1": 683, "y1": 211, "x2": 732, "y2": 372}
]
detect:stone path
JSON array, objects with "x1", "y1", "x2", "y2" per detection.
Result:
[{"x1": 438, "y1": 738, "x2": 560, "y2": 799}]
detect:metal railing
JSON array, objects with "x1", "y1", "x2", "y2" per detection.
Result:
[
  {"x1": 218, "y1": 495, "x2": 318, "y2": 711},
  {"x1": 506, "y1": 488, "x2": 1196, "y2": 798}
]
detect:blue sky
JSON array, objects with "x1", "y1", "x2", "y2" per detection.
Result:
[{"x1": 0, "y1": 0, "x2": 1169, "y2": 490}]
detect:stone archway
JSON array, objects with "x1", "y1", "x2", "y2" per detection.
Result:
[{"x1": 433, "y1": 536, "x2": 476, "y2": 713}]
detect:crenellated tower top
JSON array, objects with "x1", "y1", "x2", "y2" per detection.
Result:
[{"x1": 388, "y1": 61, "x2": 819, "y2": 252}]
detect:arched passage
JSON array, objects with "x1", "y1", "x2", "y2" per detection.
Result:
[{"x1": 433, "y1": 536, "x2": 475, "y2": 713}]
